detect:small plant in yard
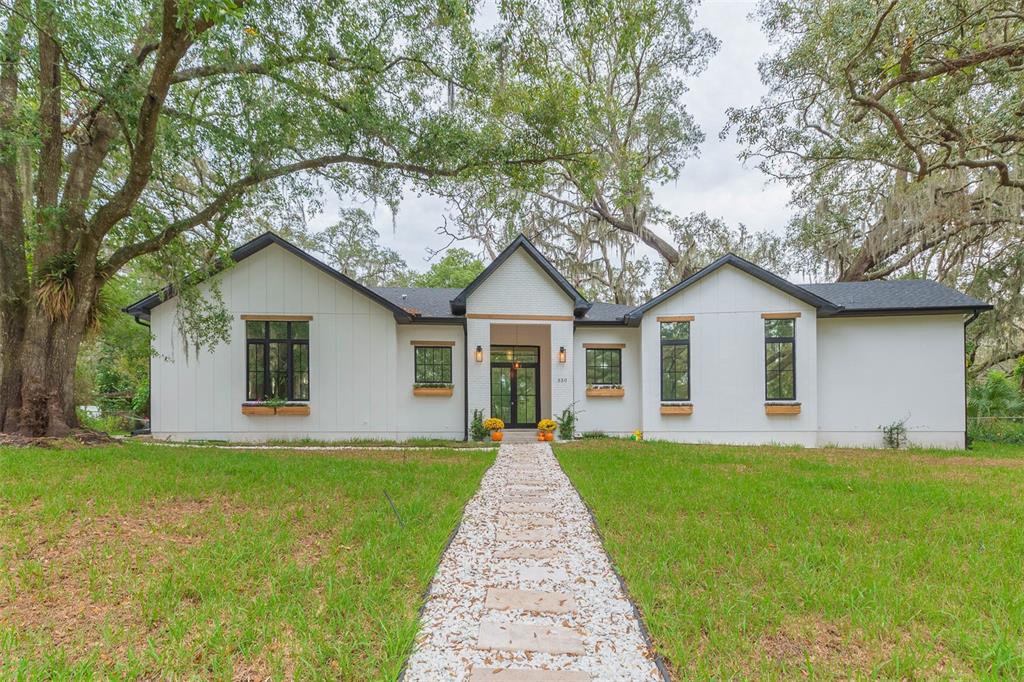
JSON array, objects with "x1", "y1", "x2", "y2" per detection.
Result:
[
  {"x1": 631, "y1": 429, "x2": 643, "y2": 441},
  {"x1": 470, "y1": 409, "x2": 487, "y2": 441},
  {"x1": 537, "y1": 419, "x2": 557, "y2": 432},
  {"x1": 557, "y1": 402, "x2": 579, "y2": 440},
  {"x1": 880, "y1": 417, "x2": 909, "y2": 449}
]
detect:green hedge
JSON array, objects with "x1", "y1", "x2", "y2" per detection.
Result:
[{"x1": 969, "y1": 418, "x2": 1024, "y2": 445}]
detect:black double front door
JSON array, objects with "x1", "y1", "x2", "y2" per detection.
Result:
[{"x1": 490, "y1": 345, "x2": 541, "y2": 428}]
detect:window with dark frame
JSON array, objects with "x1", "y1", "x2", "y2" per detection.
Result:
[
  {"x1": 764, "y1": 318, "x2": 796, "y2": 400},
  {"x1": 414, "y1": 346, "x2": 452, "y2": 384},
  {"x1": 660, "y1": 321, "x2": 690, "y2": 401},
  {"x1": 585, "y1": 348, "x2": 622, "y2": 386},
  {"x1": 246, "y1": 320, "x2": 310, "y2": 401}
]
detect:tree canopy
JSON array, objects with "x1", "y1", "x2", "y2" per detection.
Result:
[
  {"x1": 0, "y1": 0, "x2": 596, "y2": 434},
  {"x1": 728, "y1": 0, "x2": 1024, "y2": 374}
]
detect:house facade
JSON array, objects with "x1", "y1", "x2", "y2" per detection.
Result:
[{"x1": 126, "y1": 232, "x2": 991, "y2": 448}]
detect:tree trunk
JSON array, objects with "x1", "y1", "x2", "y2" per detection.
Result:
[{"x1": 15, "y1": 302, "x2": 91, "y2": 436}]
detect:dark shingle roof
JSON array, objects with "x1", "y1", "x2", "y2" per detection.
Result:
[
  {"x1": 370, "y1": 287, "x2": 462, "y2": 319},
  {"x1": 579, "y1": 301, "x2": 636, "y2": 323},
  {"x1": 800, "y1": 280, "x2": 991, "y2": 314}
]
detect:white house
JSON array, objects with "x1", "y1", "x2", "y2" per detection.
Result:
[{"x1": 126, "y1": 232, "x2": 991, "y2": 448}]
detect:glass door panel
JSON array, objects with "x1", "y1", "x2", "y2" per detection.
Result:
[
  {"x1": 490, "y1": 366, "x2": 512, "y2": 424},
  {"x1": 515, "y1": 367, "x2": 537, "y2": 426}
]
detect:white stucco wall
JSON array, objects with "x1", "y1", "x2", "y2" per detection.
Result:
[
  {"x1": 572, "y1": 327, "x2": 642, "y2": 436},
  {"x1": 150, "y1": 243, "x2": 411, "y2": 441},
  {"x1": 639, "y1": 265, "x2": 819, "y2": 446},
  {"x1": 817, "y1": 315, "x2": 966, "y2": 448}
]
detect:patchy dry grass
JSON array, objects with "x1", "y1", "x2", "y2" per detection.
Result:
[
  {"x1": 555, "y1": 439, "x2": 1024, "y2": 680},
  {"x1": 0, "y1": 443, "x2": 494, "y2": 680}
]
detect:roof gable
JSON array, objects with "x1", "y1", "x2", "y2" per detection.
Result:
[
  {"x1": 123, "y1": 232, "x2": 415, "y2": 321},
  {"x1": 449, "y1": 234, "x2": 590, "y2": 317},
  {"x1": 625, "y1": 253, "x2": 840, "y2": 324}
]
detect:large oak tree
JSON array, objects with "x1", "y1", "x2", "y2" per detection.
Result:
[
  {"x1": 0, "y1": 0, "x2": 587, "y2": 435},
  {"x1": 728, "y1": 0, "x2": 1024, "y2": 374}
]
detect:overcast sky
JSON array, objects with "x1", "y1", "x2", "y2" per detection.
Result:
[{"x1": 312, "y1": 1, "x2": 789, "y2": 271}]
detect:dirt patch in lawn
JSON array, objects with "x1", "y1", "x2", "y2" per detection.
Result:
[
  {"x1": 756, "y1": 616, "x2": 876, "y2": 674},
  {"x1": 0, "y1": 498, "x2": 224, "y2": 659}
]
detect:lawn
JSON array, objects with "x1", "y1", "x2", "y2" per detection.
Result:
[
  {"x1": 0, "y1": 443, "x2": 494, "y2": 680},
  {"x1": 555, "y1": 439, "x2": 1024, "y2": 680}
]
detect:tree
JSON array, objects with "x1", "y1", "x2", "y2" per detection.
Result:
[
  {"x1": 414, "y1": 248, "x2": 483, "y2": 288},
  {"x1": 436, "y1": 0, "x2": 720, "y2": 303},
  {"x1": 0, "y1": 0, "x2": 588, "y2": 435},
  {"x1": 727, "y1": 0, "x2": 1024, "y2": 372},
  {"x1": 317, "y1": 209, "x2": 411, "y2": 286}
]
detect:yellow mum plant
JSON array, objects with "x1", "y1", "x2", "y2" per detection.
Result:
[
  {"x1": 537, "y1": 419, "x2": 558, "y2": 432},
  {"x1": 483, "y1": 417, "x2": 504, "y2": 431}
]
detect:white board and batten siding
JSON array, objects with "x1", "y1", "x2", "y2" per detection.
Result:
[
  {"x1": 572, "y1": 327, "x2": 642, "y2": 436},
  {"x1": 149, "y1": 239, "x2": 972, "y2": 448},
  {"x1": 640, "y1": 265, "x2": 819, "y2": 446},
  {"x1": 816, "y1": 315, "x2": 965, "y2": 448},
  {"x1": 149, "y1": 243, "x2": 442, "y2": 441}
]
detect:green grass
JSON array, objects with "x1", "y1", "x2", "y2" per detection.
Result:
[
  {"x1": 256, "y1": 437, "x2": 497, "y2": 449},
  {"x1": 0, "y1": 443, "x2": 494, "y2": 680},
  {"x1": 555, "y1": 439, "x2": 1024, "y2": 679}
]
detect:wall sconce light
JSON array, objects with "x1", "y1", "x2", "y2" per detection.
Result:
[
  {"x1": 475, "y1": 345, "x2": 483, "y2": 362},
  {"x1": 558, "y1": 346, "x2": 567, "y2": 363}
]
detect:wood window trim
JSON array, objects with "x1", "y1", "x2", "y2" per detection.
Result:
[
  {"x1": 765, "y1": 403, "x2": 801, "y2": 415},
  {"x1": 409, "y1": 340, "x2": 456, "y2": 347},
  {"x1": 466, "y1": 313, "x2": 574, "y2": 321},
  {"x1": 582, "y1": 343, "x2": 625, "y2": 349},
  {"x1": 241, "y1": 314, "x2": 313, "y2": 321},
  {"x1": 241, "y1": 404, "x2": 311, "y2": 416},
  {"x1": 656, "y1": 315, "x2": 694, "y2": 322},
  {"x1": 412, "y1": 386, "x2": 454, "y2": 397},
  {"x1": 761, "y1": 312, "x2": 802, "y2": 319},
  {"x1": 586, "y1": 386, "x2": 625, "y2": 397}
]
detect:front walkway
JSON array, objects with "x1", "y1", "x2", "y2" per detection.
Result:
[{"x1": 403, "y1": 442, "x2": 663, "y2": 681}]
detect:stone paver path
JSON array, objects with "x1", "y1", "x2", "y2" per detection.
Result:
[{"x1": 403, "y1": 442, "x2": 662, "y2": 681}]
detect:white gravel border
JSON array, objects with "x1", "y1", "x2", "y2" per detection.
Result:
[{"x1": 402, "y1": 442, "x2": 662, "y2": 680}]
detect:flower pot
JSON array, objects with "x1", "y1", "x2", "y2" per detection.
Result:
[
  {"x1": 537, "y1": 434, "x2": 546, "y2": 442},
  {"x1": 491, "y1": 431, "x2": 504, "y2": 442},
  {"x1": 543, "y1": 431, "x2": 555, "y2": 442}
]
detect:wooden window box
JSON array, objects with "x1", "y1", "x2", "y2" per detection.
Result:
[
  {"x1": 660, "y1": 404, "x2": 693, "y2": 415},
  {"x1": 241, "y1": 404, "x2": 311, "y2": 416},
  {"x1": 413, "y1": 385, "x2": 454, "y2": 397},
  {"x1": 276, "y1": 405, "x2": 311, "y2": 416},
  {"x1": 586, "y1": 386, "x2": 624, "y2": 397},
  {"x1": 765, "y1": 403, "x2": 801, "y2": 415}
]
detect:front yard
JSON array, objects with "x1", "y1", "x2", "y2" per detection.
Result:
[
  {"x1": 0, "y1": 443, "x2": 493, "y2": 680},
  {"x1": 556, "y1": 439, "x2": 1024, "y2": 680}
]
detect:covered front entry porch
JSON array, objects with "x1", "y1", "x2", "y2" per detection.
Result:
[
  {"x1": 466, "y1": 317, "x2": 574, "y2": 435},
  {"x1": 487, "y1": 324, "x2": 551, "y2": 428}
]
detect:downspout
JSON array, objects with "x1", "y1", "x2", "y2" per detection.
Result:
[
  {"x1": 963, "y1": 310, "x2": 981, "y2": 449},
  {"x1": 463, "y1": 319, "x2": 469, "y2": 441},
  {"x1": 131, "y1": 313, "x2": 152, "y2": 435}
]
